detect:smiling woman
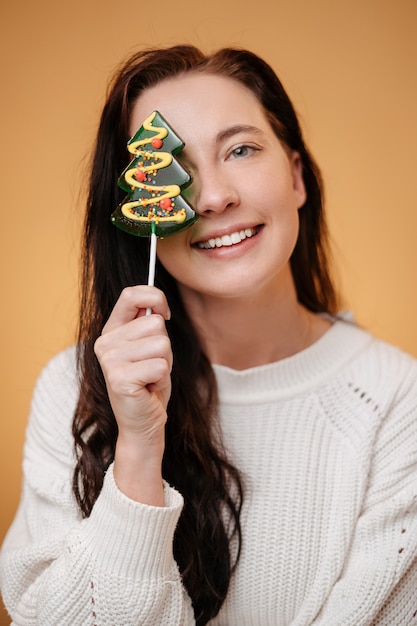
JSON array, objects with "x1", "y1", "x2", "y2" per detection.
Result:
[
  {"x1": 1, "y1": 45, "x2": 417, "y2": 626},
  {"x1": 137, "y1": 73, "x2": 306, "y2": 317}
]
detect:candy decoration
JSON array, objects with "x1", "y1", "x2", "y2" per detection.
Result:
[
  {"x1": 151, "y1": 137, "x2": 163, "y2": 149},
  {"x1": 111, "y1": 110, "x2": 196, "y2": 238},
  {"x1": 134, "y1": 170, "x2": 146, "y2": 182},
  {"x1": 111, "y1": 111, "x2": 197, "y2": 314}
]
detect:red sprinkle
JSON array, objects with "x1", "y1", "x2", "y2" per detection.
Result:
[
  {"x1": 151, "y1": 138, "x2": 163, "y2": 149},
  {"x1": 135, "y1": 169, "x2": 146, "y2": 182},
  {"x1": 159, "y1": 198, "x2": 173, "y2": 211}
]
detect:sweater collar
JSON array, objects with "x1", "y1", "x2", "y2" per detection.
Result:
[{"x1": 212, "y1": 319, "x2": 372, "y2": 402}]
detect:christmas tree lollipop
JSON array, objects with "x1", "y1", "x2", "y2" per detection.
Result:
[{"x1": 111, "y1": 111, "x2": 197, "y2": 312}]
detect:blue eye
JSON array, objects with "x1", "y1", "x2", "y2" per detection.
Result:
[
  {"x1": 232, "y1": 145, "x2": 250, "y2": 157},
  {"x1": 229, "y1": 144, "x2": 259, "y2": 159}
]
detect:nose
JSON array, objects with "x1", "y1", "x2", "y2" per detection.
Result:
[{"x1": 188, "y1": 167, "x2": 240, "y2": 216}]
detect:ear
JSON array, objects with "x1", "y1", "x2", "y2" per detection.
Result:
[{"x1": 290, "y1": 151, "x2": 307, "y2": 209}]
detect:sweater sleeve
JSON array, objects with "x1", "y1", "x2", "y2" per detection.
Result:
[
  {"x1": 0, "y1": 349, "x2": 195, "y2": 626},
  {"x1": 312, "y1": 355, "x2": 417, "y2": 626}
]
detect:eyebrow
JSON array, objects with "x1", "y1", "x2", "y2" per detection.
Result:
[
  {"x1": 179, "y1": 124, "x2": 264, "y2": 167},
  {"x1": 215, "y1": 124, "x2": 264, "y2": 143}
]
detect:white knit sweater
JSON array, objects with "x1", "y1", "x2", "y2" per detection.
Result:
[{"x1": 1, "y1": 320, "x2": 417, "y2": 625}]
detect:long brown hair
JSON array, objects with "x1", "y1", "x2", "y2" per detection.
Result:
[{"x1": 72, "y1": 45, "x2": 339, "y2": 625}]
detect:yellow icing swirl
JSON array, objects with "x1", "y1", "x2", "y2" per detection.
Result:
[
  {"x1": 121, "y1": 111, "x2": 183, "y2": 222},
  {"x1": 121, "y1": 206, "x2": 187, "y2": 223},
  {"x1": 127, "y1": 111, "x2": 168, "y2": 155}
]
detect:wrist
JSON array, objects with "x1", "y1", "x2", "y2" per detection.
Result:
[{"x1": 113, "y1": 433, "x2": 165, "y2": 506}]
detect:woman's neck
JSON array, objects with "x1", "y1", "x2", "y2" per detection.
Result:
[{"x1": 178, "y1": 270, "x2": 331, "y2": 371}]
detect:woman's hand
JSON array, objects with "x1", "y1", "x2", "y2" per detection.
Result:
[{"x1": 94, "y1": 286, "x2": 172, "y2": 505}]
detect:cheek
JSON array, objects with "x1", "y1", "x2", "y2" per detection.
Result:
[
  {"x1": 289, "y1": 212, "x2": 301, "y2": 252},
  {"x1": 156, "y1": 233, "x2": 189, "y2": 277},
  {"x1": 268, "y1": 200, "x2": 300, "y2": 263},
  {"x1": 277, "y1": 212, "x2": 299, "y2": 251}
]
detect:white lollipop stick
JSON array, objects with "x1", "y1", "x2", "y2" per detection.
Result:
[{"x1": 146, "y1": 223, "x2": 157, "y2": 315}]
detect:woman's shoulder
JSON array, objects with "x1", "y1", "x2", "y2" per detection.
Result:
[
  {"x1": 345, "y1": 321, "x2": 417, "y2": 381},
  {"x1": 30, "y1": 344, "x2": 79, "y2": 428},
  {"x1": 35, "y1": 345, "x2": 79, "y2": 391},
  {"x1": 331, "y1": 319, "x2": 417, "y2": 418},
  {"x1": 320, "y1": 313, "x2": 416, "y2": 373},
  {"x1": 24, "y1": 346, "x2": 80, "y2": 484}
]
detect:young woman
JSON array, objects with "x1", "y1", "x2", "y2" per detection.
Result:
[{"x1": 1, "y1": 45, "x2": 416, "y2": 626}]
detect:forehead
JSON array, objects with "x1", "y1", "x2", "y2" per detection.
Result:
[{"x1": 129, "y1": 73, "x2": 269, "y2": 143}]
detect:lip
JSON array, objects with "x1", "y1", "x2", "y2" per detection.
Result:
[{"x1": 191, "y1": 224, "x2": 262, "y2": 248}]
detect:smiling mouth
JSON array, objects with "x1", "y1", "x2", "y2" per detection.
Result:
[{"x1": 195, "y1": 226, "x2": 260, "y2": 250}]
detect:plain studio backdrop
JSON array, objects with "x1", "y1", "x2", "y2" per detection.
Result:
[{"x1": 0, "y1": 0, "x2": 416, "y2": 621}]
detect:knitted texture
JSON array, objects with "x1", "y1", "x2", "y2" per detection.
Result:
[{"x1": 1, "y1": 320, "x2": 417, "y2": 625}]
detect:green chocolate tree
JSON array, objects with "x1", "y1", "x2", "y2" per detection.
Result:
[{"x1": 111, "y1": 110, "x2": 197, "y2": 237}]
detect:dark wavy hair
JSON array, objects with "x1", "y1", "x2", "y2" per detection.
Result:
[{"x1": 72, "y1": 45, "x2": 339, "y2": 625}]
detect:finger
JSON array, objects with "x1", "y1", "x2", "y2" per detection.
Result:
[
  {"x1": 97, "y1": 334, "x2": 173, "y2": 374},
  {"x1": 104, "y1": 286, "x2": 170, "y2": 333},
  {"x1": 99, "y1": 313, "x2": 169, "y2": 349},
  {"x1": 105, "y1": 357, "x2": 171, "y2": 399}
]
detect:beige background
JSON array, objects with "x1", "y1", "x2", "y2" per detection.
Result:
[{"x1": 1, "y1": 0, "x2": 416, "y2": 621}]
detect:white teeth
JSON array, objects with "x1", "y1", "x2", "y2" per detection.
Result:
[{"x1": 197, "y1": 227, "x2": 257, "y2": 249}]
